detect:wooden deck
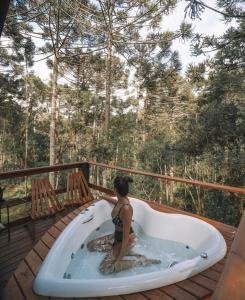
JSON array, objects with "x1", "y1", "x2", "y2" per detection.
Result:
[{"x1": 1, "y1": 200, "x2": 236, "y2": 300}]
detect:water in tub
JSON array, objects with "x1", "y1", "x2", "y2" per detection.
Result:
[{"x1": 65, "y1": 220, "x2": 198, "y2": 279}]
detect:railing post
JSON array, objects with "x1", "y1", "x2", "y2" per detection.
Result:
[{"x1": 80, "y1": 162, "x2": 90, "y2": 183}]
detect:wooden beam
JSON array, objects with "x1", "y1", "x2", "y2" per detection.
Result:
[{"x1": 0, "y1": 162, "x2": 83, "y2": 179}]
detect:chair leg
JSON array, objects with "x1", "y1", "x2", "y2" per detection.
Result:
[{"x1": 31, "y1": 219, "x2": 36, "y2": 240}]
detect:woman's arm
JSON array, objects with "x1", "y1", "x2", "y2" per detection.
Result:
[
  {"x1": 100, "y1": 194, "x2": 118, "y2": 204},
  {"x1": 116, "y1": 206, "x2": 132, "y2": 260}
]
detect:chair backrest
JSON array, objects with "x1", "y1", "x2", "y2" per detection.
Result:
[
  {"x1": 31, "y1": 178, "x2": 63, "y2": 219},
  {"x1": 66, "y1": 171, "x2": 94, "y2": 206}
]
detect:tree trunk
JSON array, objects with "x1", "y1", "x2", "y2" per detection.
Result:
[
  {"x1": 49, "y1": 54, "x2": 58, "y2": 187},
  {"x1": 92, "y1": 76, "x2": 99, "y2": 138},
  {"x1": 0, "y1": 119, "x2": 6, "y2": 170},
  {"x1": 104, "y1": 3, "x2": 113, "y2": 139},
  {"x1": 142, "y1": 92, "x2": 148, "y2": 142},
  {"x1": 169, "y1": 167, "x2": 174, "y2": 204},
  {"x1": 164, "y1": 164, "x2": 169, "y2": 203},
  {"x1": 24, "y1": 57, "x2": 30, "y2": 196}
]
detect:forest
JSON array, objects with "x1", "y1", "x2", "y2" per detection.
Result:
[{"x1": 0, "y1": 0, "x2": 244, "y2": 226}]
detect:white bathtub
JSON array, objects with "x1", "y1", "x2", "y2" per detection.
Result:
[{"x1": 33, "y1": 198, "x2": 226, "y2": 297}]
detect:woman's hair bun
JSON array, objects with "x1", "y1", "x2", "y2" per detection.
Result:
[{"x1": 124, "y1": 176, "x2": 133, "y2": 183}]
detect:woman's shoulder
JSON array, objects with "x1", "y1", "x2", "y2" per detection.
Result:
[{"x1": 120, "y1": 203, "x2": 133, "y2": 216}]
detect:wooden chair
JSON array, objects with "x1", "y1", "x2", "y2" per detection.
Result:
[
  {"x1": 64, "y1": 171, "x2": 94, "y2": 207},
  {"x1": 31, "y1": 178, "x2": 64, "y2": 240}
]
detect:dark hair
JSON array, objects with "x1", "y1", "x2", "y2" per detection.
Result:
[{"x1": 114, "y1": 176, "x2": 133, "y2": 197}]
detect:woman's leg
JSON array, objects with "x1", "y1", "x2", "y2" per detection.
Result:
[
  {"x1": 99, "y1": 253, "x2": 161, "y2": 274},
  {"x1": 87, "y1": 233, "x2": 114, "y2": 252},
  {"x1": 114, "y1": 255, "x2": 161, "y2": 273}
]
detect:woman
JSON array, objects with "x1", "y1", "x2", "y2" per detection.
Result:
[{"x1": 87, "y1": 176, "x2": 161, "y2": 274}]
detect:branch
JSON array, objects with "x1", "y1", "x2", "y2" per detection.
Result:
[
  {"x1": 33, "y1": 53, "x2": 53, "y2": 62},
  {"x1": 185, "y1": 0, "x2": 245, "y2": 20}
]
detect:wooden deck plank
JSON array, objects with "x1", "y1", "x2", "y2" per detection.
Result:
[
  {"x1": 122, "y1": 292, "x2": 150, "y2": 300},
  {"x1": 61, "y1": 215, "x2": 72, "y2": 225},
  {"x1": 14, "y1": 260, "x2": 48, "y2": 300},
  {"x1": 211, "y1": 263, "x2": 224, "y2": 273},
  {"x1": 73, "y1": 297, "x2": 99, "y2": 300},
  {"x1": 201, "y1": 269, "x2": 220, "y2": 281},
  {"x1": 2, "y1": 276, "x2": 25, "y2": 300},
  {"x1": 66, "y1": 211, "x2": 77, "y2": 218},
  {"x1": 50, "y1": 297, "x2": 73, "y2": 300},
  {"x1": 0, "y1": 238, "x2": 33, "y2": 264},
  {"x1": 33, "y1": 240, "x2": 49, "y2": 260},
  {"x1": 72, "y1": 206, "x2": 85, "y2": 215},
  {"x1": 100, "y1": 296, "x2": 124, "y2": 300},
  {"x1": 190, "y1": 275, "x2": 216, "y2": 291},
  {"x1": 0, "y1": 218, "x2": 54, "y2": 248},
  {"x1": 54, "y1": 220, "x2": 67, "y2": 231},
  {"x1": 48, "y1": 226, "x2": 62, "y2": 239},
  {"x1": 0, "y1": 209, "x2": 74, "y2": 298},
  {"x1": 0, "y1": 264, "x2": 19, "y2": 283},
  {"x1": 0, "y1": 244, "x2": 35, "y2": 266},
  {"x1": 176, "y1": 279, "x2": 211, "y2": 298},
  {"x1": 41, "y1": 232, "x2": 55, "y2": 248},
  {"x1": 25, "y1": 250, "x2": 43, "y2": 276},
  {"x1": 141, "y1": 288, "x2": 174, "y2": 300},
  {"x1": 160, "y1": 284, "x2": 198, "y2": 300}
]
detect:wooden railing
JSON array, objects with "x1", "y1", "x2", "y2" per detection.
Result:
[
  {"x1": 0, "y1": 160, "x2": 244, "y2": 216},
  {"x1": 0, "y1": 162, "x2": 84, "y2": 180},
  {"x1": 89, "y1": 161, "x2": 245, "y2": 196}
]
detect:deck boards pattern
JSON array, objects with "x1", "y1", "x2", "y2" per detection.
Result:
[{"x1": 1, "y1": 200, "x2": 236, "y2": 300}]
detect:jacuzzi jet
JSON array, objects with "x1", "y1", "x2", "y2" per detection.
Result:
[
  {"x1": 96, "y1": 227, "x2": 100, "y2": 231},
  {"x1": 81, "y1": 243, "x2": 84, "y2": 249},
  {"x1": 186, "y1": 245, "x2": 190, "y2": 249},
  {"x1": 71, "y1": 253, "x2": 75, "y2": 259},
  {"x1": 64, "y1": 273, "x2": 71, "y2": 279},
  {"x1": 168, "y1": 261, "x2": 179, "y2": 268},
  {"x1": 85, "y1": 208, "x2": 89, "y2": 211},
  {"x1": 200, "y1": 252, "x2": 208, "y2": 259}
]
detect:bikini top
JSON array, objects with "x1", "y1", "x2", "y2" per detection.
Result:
[{"x1": 112, "y1": 203, "x2": 132, "y2": 228}]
